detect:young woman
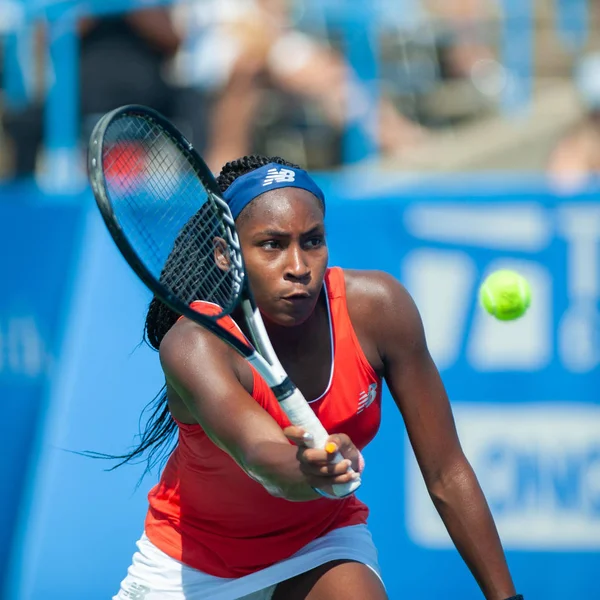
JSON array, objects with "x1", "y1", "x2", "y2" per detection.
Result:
[{"x1": 112, "y1": 154, "x2": 523, "y2": 600}]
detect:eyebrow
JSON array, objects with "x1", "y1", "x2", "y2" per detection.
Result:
[{"x1": 254, "y1": 225, "x2": 324, "y2": 238}]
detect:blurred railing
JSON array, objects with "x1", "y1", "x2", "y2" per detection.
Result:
[{"x1": 0, "y1": 0, "x2": 594, "y2": 190}]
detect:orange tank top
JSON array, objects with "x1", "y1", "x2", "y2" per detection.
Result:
[{"x1": 144, "y1": 267, "x2": 382, "y2": 577}]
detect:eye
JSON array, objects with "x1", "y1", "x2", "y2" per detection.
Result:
[
  {"x1": 305, "y1": 236, "x2": 325, "y2": 249},
  {"x1": 260, "y1": 240, "x2": 281, "y2": 250}
]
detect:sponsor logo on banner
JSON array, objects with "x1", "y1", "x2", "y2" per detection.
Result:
[
  {"x1": 402, "y1": 203, "x2": 600, "y2": 373},
  {"x1": 0, "y1": 314, "x2": 49, "y2": 381},
  {"x1": 405, "y1": 404, "x2": 600, "y2": 549}
]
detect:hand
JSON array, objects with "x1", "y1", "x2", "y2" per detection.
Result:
[{"x1": 283, "y1": 426, "x2": 364, "y2": 498}]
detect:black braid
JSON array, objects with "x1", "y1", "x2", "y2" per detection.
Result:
[
  {"x1": 85, "y1": 155, "x2": 300, "y2": 478},
  {"x1": 215, "y1": 155, "x2": 300, "y2": 193},
  {"x1": 144, "y1": 155, "x2": 300, "y2": 352}
]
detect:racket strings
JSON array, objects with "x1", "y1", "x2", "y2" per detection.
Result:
[
  {"x1": 102, "y1": 115, "x2": 241, "y2": 314},
  {"x1": 164, "y1": 212, "x2": 234, "y2": 306}
]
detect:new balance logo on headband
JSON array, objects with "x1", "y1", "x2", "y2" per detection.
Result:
[{"x1": 262, "y1": 168, "x2": 296, "y2": 186}]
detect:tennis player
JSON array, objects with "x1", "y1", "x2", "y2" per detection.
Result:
[{"x1": 112, "y1": 155, "x2": 523, "y2": 600}]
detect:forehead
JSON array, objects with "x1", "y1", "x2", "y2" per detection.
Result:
[{"x1": 239, "y1": 188, "x2": 324, "y2": 230}]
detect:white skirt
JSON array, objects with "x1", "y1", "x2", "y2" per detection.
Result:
[{"x1": 113, "y1": 524, "x2": 382, "y2": 600}]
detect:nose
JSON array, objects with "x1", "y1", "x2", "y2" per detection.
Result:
[{"x1": 284, "y1": 245, "x2": 311, "y2": 282}]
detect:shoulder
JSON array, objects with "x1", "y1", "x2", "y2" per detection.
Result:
[
  {"x1": 341, "y1": 268, "x2": 426, "y2": 360},
  {"x1": 159, "y1": 317, "x2": 248, "y2": 387},
  {"x1": 160, "y1": 317, "x2": 223, "y2": 364},
  {"x1": 342, "y1": 268, "x2": 416, "y2": 316}
]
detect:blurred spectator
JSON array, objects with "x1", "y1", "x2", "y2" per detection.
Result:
[
  {"x1": 1, "y1": 25, "x2": 46, "y2": 177},
  {"x1": 374, "y1": 0, "x2": 502, "y2": 128},
  {"x1": 1, "y1": 0, "x2": 504, "y2": 178},
  {"x1": 78, "y1": 8, "x2": 183, "y2": 140},
  {"x1": 547, "y1": 52, "x2": 600, "y2": 192},
  {"x1": 424, "y1": 0, "x2": 501, "y2": 80},
  {"x1": 170, "y1": 0, "x2": 426, "y2": 171},
  {"x1": 1, "y1": 7, "x2": 188, "y2": 179}
]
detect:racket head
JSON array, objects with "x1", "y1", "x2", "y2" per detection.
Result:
[{"x1": 87, "y1": 104, "x2": 249, "y2": 353}]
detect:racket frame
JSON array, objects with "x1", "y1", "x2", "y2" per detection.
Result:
[{"x1": 88, "y1": 107, "x2": 267, "y2": 365}]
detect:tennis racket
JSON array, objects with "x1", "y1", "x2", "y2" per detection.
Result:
[{"x1": 87, "y1": 104, "x2": 360, "y2": 497}]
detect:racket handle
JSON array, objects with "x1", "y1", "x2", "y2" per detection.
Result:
[
  {"x1": 279, "y1": 391, "x2": 362, "y2": 498},
  {"x1": 312, "y1": 440, "x2": 362, "y2": 498}
]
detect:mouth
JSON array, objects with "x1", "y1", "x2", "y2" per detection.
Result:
[{"x1": 281, "y1": 292, "x2": 312, "y2": 302}]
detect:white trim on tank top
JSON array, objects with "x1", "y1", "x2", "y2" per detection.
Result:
[{"x1": 307, "y1": 279, "x2": 334, "y2": 404}]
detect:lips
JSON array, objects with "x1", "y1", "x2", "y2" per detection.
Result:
[{"x1": 281, "y1": 292, "x2": 311, "y2": 302}]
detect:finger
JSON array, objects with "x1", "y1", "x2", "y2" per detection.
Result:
[
  {"x1": 324, "y1": 439, "x2": 345, "y2": 464},
  {"x1": 301, "y1": 444, "x2": 348, "y2": 468},
  {"x1": 283, "y1": 427, "x2": 313, "y2": 447},
  {"x1": 298, "y1": 458, "x2": 352, "y2": 478},
  {"x1": 325, "y1": 441, "x2": 338, "y2": 455},
  {"x1": 325, "y1": 434, "x2": 350, "y2": 460},
  {"x1": 315, "y1": 459, "x2": 353, "y2": 476},
  {"x1": 325, "y1": 434, "x2": 359, "y2": 467},
  {"x1": 329, "y1": 470, "x2": 361, "y2": 484},
  {"x1": 283, "y1": 426, "x2": 305, "y2": 439},
  {"x1": 297, "y1": 447, "x2": 329, "y2": 465},
  {"x1": 308, "y1": 470, "x2": 361, "y2": 489},
  {"x1": 327, "y1": 433, "x2": 354, "y2": 453}
]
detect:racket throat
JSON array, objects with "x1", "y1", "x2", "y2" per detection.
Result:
[
  {"x1": 241, "y1": 299, "x2": 280, "y2": 367},
  {"x1": 270, "y1": 377, "x2": 296, "y2": 402}
]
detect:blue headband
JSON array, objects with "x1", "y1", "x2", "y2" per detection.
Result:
[{"x1": 222, "y1": 163, "x2": 326, "y2": 220}]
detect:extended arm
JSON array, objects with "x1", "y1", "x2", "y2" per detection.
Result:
[
  {"x1": 365, "y1": 271, "x2": 517, "y2": 599},
  {"x1": 159, "y1": 319, "x2": 354, "y2": 501}
]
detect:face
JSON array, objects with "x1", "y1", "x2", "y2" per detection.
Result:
[{"x1": 236, "y1": 188, "x2": 328, "y2": 326}]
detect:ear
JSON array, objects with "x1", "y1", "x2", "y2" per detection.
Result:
[{"x1": 213, "y1": 237, "x2": 230, "y2": 271}]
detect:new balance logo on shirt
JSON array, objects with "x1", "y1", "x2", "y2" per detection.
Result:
[
  {"x1": 262, "y1": 168, "x2": 296, "y2": 186},
  {"x1": 358, "y1": 383, "x2": 377, "y2": 414}
]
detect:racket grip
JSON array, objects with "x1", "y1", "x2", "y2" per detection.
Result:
[
  {"x1": 325, "y1": 449, "x2": 362, "y2": 497},
  {"x1": 279, "y1": 392, "x2": 362, "y2": 498}
]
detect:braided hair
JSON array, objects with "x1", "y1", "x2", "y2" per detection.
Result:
[
  {"x1": 93, "y1": 155, "x2": 300, "y2": 476},
  {"x1": 145, "y1": 155, "x2": 300, "y2": 351}
]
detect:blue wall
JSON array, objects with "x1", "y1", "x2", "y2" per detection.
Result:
[
  {"x1": 0, "y1": 186, "x2": 86, "y2": 596},
  {"x1": 321, "y1": 176, "x2": 600, "y2": 599},
  {"x1": 1, "y1": 177, "x2": 599, "y2": 599}
]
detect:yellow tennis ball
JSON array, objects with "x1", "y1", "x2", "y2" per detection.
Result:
[{"x1": 479, "y1": 269, "x2": 531, "y2": 321}]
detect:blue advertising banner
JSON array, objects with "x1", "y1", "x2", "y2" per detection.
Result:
[
  {"x1": 4, "y1": 178, "x2": 600, "y2": 599},
  {"x1": 0, "y1": 187, "x2": 85, "y2": 595},
  {"x1": 3, "y1": 204, "x2": 164, "y2": 600},
  {"x1": 321, "y1": 176, "x2": 600, "y2": 600}
]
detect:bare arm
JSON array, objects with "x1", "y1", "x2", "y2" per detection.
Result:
[
  {"x1": 78, "y1": 9, "x2": 180, "y2": 56},
  {"x1": 361, "y1": 271, "x2": 517, "y2": 600},
  {"x1": 547, "y1": 129, "x2": 591, "y2": 181},
  {"x1": 159, "y1": 319, "x2": 354, "y2": 500},
  {"x1": 126, "y1": 7, "x2": 181, "y2": 56}
]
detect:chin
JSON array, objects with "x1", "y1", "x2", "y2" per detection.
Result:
[
  {"x1": 263, "y1": 307, "x2": 314, "y2": 328},
  {"x1": 282, "y1": 313, "x2": 313, "y2": 327}
]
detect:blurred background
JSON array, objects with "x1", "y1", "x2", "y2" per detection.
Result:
[{"x1": 1, "y1": 0, "x2": 599, "y2": 598}]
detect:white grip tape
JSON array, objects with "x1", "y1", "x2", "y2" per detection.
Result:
[{"x1": 279, "y1": 391, "x2": 361, "y2": 497}]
